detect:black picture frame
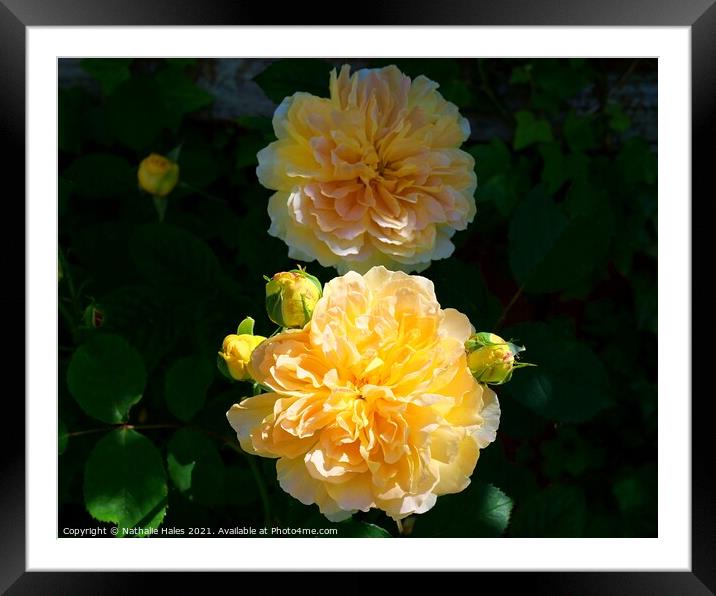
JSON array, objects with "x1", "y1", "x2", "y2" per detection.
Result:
[{"x1": 3, "y1": 0, "x2": 709, "y2": 591}]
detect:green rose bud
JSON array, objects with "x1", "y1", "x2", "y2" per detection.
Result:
[
  {"x1": 465, "y1": 332, "x2": 532, "y2": 385},
  {"x1": 265, "y1": 268, "x2": 322, "y2": 329}
]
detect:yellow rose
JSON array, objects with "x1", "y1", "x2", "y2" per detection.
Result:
[
  {"x1": 257, "y1": 65, "x2": 476, "y2": 274},
  {"x1": 138, "y1": 153, "x2": 180, "y2": 197},
  {"x1": 219, "y1": 334, "x2": 266, "y2": 381},
  {"x1": 265, "y1": 269, "x2": 322, "y2": 329},
  {"x1": 465, "y1": 332, "x2": 524, "y2": 385},
  {"x1": 227, "y1": 266, "x2": 500, "y2": 521}
]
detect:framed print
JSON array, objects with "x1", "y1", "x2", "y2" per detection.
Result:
[{"x1": 3, "y1": 0, "x2": 710, "y2": 591}]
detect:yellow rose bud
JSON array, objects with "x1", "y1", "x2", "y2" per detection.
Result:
[
  {"x1": 465, "y1": 332, "x2": 527, "y2": 385},
  {"x1": 265, "y1": 269, "x2": 322, "y2": 329},
  {"x1": 219, "y1": 334, "x2": 266, "y2": 381},
  {"x1": 138, "y1": 153, "x2": 180, "y2": 197}
]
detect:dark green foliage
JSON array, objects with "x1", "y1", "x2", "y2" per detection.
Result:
[
  {"x1": 253, "y1": 59, "x2": 335, "y2": 103},
  {"x1": 411, "y1": 481, "x2": 513, "y2": 537},
  {"x1": 84, "y1": 429, "x2": 168, "y2": 535},
  {"x1": 59, "y1": 58, "x2": 656, "y2": 538},
  {"x1": 166, "y1": 428, "x2": 225, "y2": 505},
  {"x1": 80, "y1": 59, "x2": 133, "y2": 95},
  {"x1": 165, "y1": 356, "x2": 214, "y2": 421},
  {"x1": 508, "y1": 484, "x2": 587, "y2": 537},
  {"x1": 67, "y1": 334, "x2": 146, "y2": 424}
]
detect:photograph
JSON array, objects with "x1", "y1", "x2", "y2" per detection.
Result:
[{"x1": 57, "y1": 57, "x2": 657, "y2": 540}]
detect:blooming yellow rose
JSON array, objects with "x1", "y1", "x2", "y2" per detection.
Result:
[
  {"x1": 257, "y1": 65, "x2": 477, "y2": 274},
  {"x1": 138, "y1": 153, "x2": 180, "y2": 197},
  {"x1": 227, "y1": 266, "x2": 499, "y2": 521},
  {"x1": 219, "y1": 334, "x2": 267, "y2": 381}
]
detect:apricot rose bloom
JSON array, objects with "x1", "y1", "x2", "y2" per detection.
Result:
[
  {"x1": 257, "y1": 65, "x2": 477, "y2": 274},
  {"x1": 226, "y1": 266, "x2": 500, "y2": 521}
]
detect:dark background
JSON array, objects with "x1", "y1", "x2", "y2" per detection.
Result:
[{"x1": 57, "y1": 58, "x2": 657, "y2": 538}]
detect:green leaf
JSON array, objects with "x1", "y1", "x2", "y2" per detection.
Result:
[
  {"x1": 105, "y1": 68, "x2": 213, "y2": 151},
  {"x1": 605, "y1": 102, "x2": 632, "y2": 132},
  {"x1": 438, "y1": 79, "x2": 473, "y2": 107},
  {"x1": 84, "y1": 428, "x2": 168, "y2": 535},
  {"x1": 235, "y1": 131, "x2": 268, "y2": 169},
  {"x1": 509, "y1": 186, "x2": 566, "y2": 284},
  {"x1": 509, "y1": 484, "x2": 586, "y2": 537},
  {"x1": 165, "y1": 355, "x2": 214, "y2": 421},
  {"x1": 63, "y1": 154, "x2": 135, "y2": 199},
  {"x1": 59, "y1": 420, "x2": 69, "y2": 455},
  {"x1": 166, "y1": 428, "x2": 225, "y2": 505},
  {"x1": 529, "y1": 59, "x2": 594, "y2": 110},
  {"x1": 514, "y1": 110, "x2": 553, "y2": 150},
  {"x1": 475, "y1": 442, "x2": 539, "y2": 500},
  {"x1": 67, "y1": 334, "x2": 146, "y2": 424},
  {"x1": 564, "y1": 111, "x2": 597, "y2": 152},
  {"x1": 502, "y1": 322, "x2": 611, "y2": 423},
  {"x1": 477, "y1": 154, "x2": 532, "y2": 218},
  {"x1": 129, "y1": 223, "x2": 223, "y2": 291},
  {"x1": 284, "y1": 502, "x2": 392, "y2": 537},
  {"x1": 254, "y1": 59, "x2": 334, "y2": 104},
  {"x1": 80, "y1": 58, "x2": 133, "y2": 95},
  {"x1": 541, "y1": 426, "x2": 606, "y2": 479},
  {"x1": 236, "y1": 115, "x2": 274, "y2": 138},
  {"x1": 510, "y1": 65, "x2": 532, "y2": 84},
  {"x1": 469, "y1": 138, "x2": 511, "y2": 181},
  {"x1": 617, "y1": 138, "x2": 657, "y2": 186},
  {"x1": 538, "y1": 143, "x2": 568, "y2": 194},
  {"x1": 105, "y1": 76, "x2": 168, "y2": 152},
  {"x1": 96, "y1": 285, "x2": 179, "y2": 372},
  {"x1": 237, "y1": 316, "x2": 255, "y2": 335},
  {"x1": 429, "y1": 259, "x2": 502, "y2": 329},
  {"x1": 613, "y1": 464, "x2": 657, "y2": 514},
  {"x1": 154, "y1": 67, "x2": 214, "y2": 131},
  {"x1": 508, "y1": 185, "x2": 613, "y2": 293},
  {"x1": 411, "y1": 481, "x2": 513, "y2": 537},
  {"x1": 468, "y1": 140, "x2": 526, "y2": 218}
]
